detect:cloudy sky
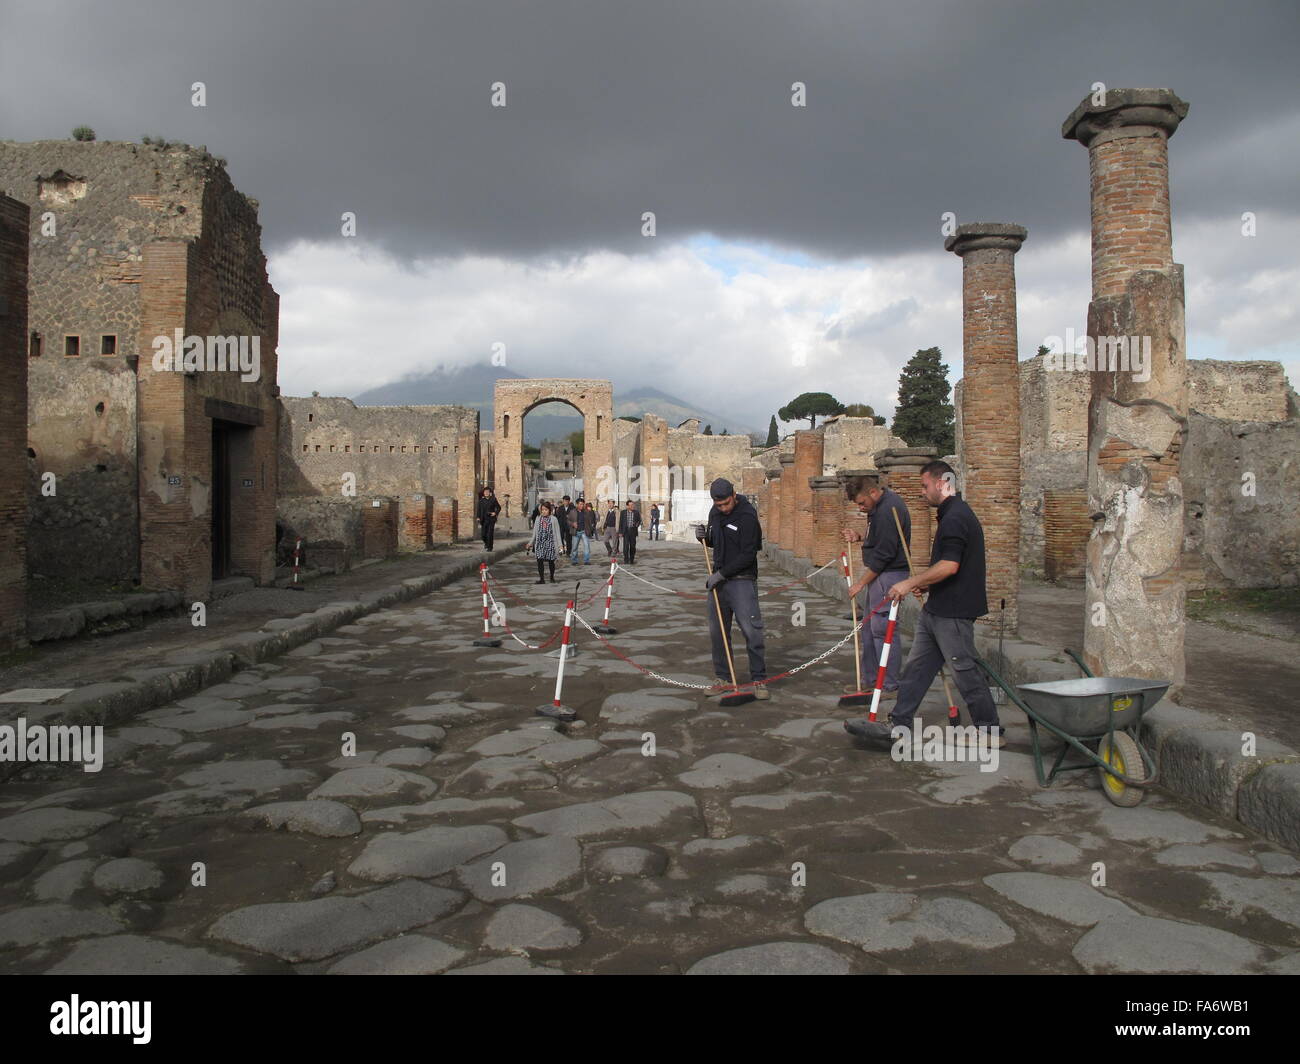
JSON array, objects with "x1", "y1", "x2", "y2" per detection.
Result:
[{"x1": 2, "y1": 0, "x2": 1297, "y2": 427}]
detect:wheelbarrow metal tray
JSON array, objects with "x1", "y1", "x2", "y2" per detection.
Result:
[{"x1": 1014, "y1": 677, "x2": 1170, "y2": 735}]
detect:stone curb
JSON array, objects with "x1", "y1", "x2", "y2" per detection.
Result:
[
  {"x1": 0, "y1": 542, "x2": 528, "y2": 783},
  {"x1": 760, "y1": 544, "x2": 1300, "y2": 853}
]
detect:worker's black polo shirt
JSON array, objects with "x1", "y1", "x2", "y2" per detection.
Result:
[{"x1": 924, "y1": 494, "x2": 988, "y2": 620}]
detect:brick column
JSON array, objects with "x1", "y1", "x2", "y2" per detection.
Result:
[
  {"x1": 875, "y1": 448, "x2": 937, "y2": 564},
  {"x1": 766, "y1": 470, "x2": 783, "y2": 547},
  {"x1": 0, "y1": 196, "x2": 28, "y2": 649},
  {"x1": 400, "y1": 494, "x2": 434, "y2": 550},
  {"x1": 1064, "y1": 88, "x2": 1189, "y2": 691},
  {"x1": 456, "y1": 428, "x2": 479, "y2": 538},
  {"x1": 433, "y1": 498, "x2": 457, "y2": 545},
  {"x1": 946, "y1": 222, "x2": 1027, "y2": 632},
  {"x1": 810, "y1": 476, "x2": 844, "y2": 566},
  {"x1": 777, "y1": 454, "x2": 796, "y2": 548},
  {"x1": 1043, "y1": 490, "x2": 1090, "y2": 582},
  {"x1": 792, "y1": 429, "x2": 824, "y2": 561}
]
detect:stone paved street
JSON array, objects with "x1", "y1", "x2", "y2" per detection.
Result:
[{"x1": 1, "y1": 539, "x2": 1297, "y2": 975}]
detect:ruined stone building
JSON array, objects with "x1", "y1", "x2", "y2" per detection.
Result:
[
  {"x1": 0, "y1": 141, "x2": 280, "y2": 603},
  {"x1": 277, "y1": 397, "x2": 481, "y2": 556},
  {"x1": 975, "y1": 352, "x2": 1299, "y2": 588},
  {"x1": 0, "y1": 195, "x2": 29, "y2": 649}
]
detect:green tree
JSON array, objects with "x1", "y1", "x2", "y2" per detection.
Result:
[
  {"x1": 71, "y1": 126, "x2": 96, "y2": 142},
  {"x1": 778, "y1": 391, "x2": 845, "y2": 430},
  {"x1": 702, "y1": 424, "x2": 713, "y2": 436},
  {"x1": 567, "y1": 429, "x2": 584, "y2": 456},
  {"x1": 892, "y1": 347, "x2": 954, "y2": 454},
  {"x1": 720, "y1": 428, "x2": 728, "y2": 436},
  {"x1": 765, "y1": 415, "x2": 779, "y2": 447}
]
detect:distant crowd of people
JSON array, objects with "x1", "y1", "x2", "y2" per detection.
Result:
[{"x1": 524, "y1": 495, "x2": 662, "y2": 581}]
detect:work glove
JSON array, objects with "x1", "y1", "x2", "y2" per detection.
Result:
[
  {"x1": 694, "y1": 523, "x2": 708, "y2": 542},
  {"x1": 705, "y1": 571, "x2": 725, "y2": 591}
]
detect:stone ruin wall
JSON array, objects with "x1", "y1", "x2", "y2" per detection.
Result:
[
  {"x1": 277, "y1": 396, "x2": 479, "y2": 557},
  {"x1": 1004, "y1": 353, "x2": 1296, "y2": 586}
]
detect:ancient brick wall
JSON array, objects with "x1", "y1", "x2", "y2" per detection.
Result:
[
  {"x1": 0, "y1": 141, "x2": 279, "y2": 600},
  {"x1": 0, "y1": 195, "x2": 28, "y2": 647},
  {"x1": 666, "y1": 429, "x2": 752, "y2": 491},
  {"x1": 1043, "y1": 490, "x2": 1090, "y2": 583},
  {"x1": 791, "y1": 429, "x2": 824, "y2": 561},
  {"x1": 361, "y1": 498, "x2": 399, "y2": 558},
  {"x1": 822, "y1": 417, "x2": 905, "y2": 473},
  {"x1": 1188, "y1": 360, "x2": 1291, "y2": 423}
]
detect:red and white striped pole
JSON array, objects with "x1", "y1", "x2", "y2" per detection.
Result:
[
  {"x1": 292, "y1": 539, "x2": 303, "y2": 584},
  {"x1": 552, "y1": 599, "x2": 575, "y2": 708},
  {"x1": 472, "y1": 562, "x2": 502, "y2": 647},
  {"x1": 867, "y1": 598, "x2": 899, "y2": 722},
  {"x1": 593, "y1": 559, "x2": 618, "y2": 634}
]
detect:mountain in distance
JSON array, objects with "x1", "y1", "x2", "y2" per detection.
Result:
[{"x1": 353, "y1": 365, "x2": 759, "y2": 445}]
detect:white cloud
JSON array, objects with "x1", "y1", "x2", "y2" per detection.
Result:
[{"x1": 272, "y1": 215, "x2": 1298, "y2": 428}]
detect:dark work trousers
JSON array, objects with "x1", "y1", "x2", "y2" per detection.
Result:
[
  {"x1": 707, "y1": 577, "x2": 767, "y2": 683},
  {"x1": 859, "y1": 570, "x2": 908, "y2": 691},
  {"x1": 650, "y1": 519, "x2": 660, "y2": 540},
  {"x1": 622, "y1": 531, "x2": 637, "y2": 564},
  {"x1": 560, "y1": 522, "x2": 572, "y2": 556},
  {"x1": 889, "y1": 611, "x2": 1000, "y2": 730},
  {"x1": 481, "y1": 518, "x2": 496, "y2": 552}
]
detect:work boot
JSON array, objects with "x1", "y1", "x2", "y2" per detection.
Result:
[
  {"x1": 953, "y1": 726, "x2": 1007, "y2": 749},
  {"x1": 749, "y1": 684, "x2": 770, "y2": 701},
  {"x1": 844, "y1": 718, "x2": 894, "y2": 743}
]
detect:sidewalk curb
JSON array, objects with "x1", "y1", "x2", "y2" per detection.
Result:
[
  {"x1": 761, "y1": 545, "x2": 1300, "y2": 853},
  {"x1": 1, "y1": 543, "x2": 527, "y2": 783}
]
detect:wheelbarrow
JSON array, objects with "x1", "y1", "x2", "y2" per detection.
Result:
[{"x1": 974, "y1": 648, "x2": 1168, "y2": 807}]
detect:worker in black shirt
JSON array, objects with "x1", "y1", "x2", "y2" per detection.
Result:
[
  {"x1": 696, "y1": 478, "x2": 769, "y2": 700},
  {"x1": 845, "y1": 460, "x2": 1003, "y2": 746},
  {"x1": 841, "y1": 474, "x2": 911, "y2": 701}
]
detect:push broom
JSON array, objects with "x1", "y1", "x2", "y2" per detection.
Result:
[
  {"x1": 837, "y1": 549, "x2": 871, "y2": 708},
  {"x1": 892, "y1": 508, "x2": 960, "y2": 726},
  {"x1": 700, "y1": 538, "x2": 757, "y2": 708}
]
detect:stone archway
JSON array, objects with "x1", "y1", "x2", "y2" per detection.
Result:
[{"x1": 493, "y1": 378, "x2": 614, "y2": 523}]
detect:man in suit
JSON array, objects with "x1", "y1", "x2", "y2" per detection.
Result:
[{"x1": 618, "y1": 500, "x2": 642, "y2": 564}]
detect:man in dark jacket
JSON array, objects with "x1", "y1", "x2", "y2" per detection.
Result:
[
  {"x1": 476, "y1": 487, "x2": 501, "y2": 552},
  {"x1": 556, "y1": 495, "x2": 575, "y2": 556},
  {"x1": 618, "y1": 500, "x2": 641, "y2": 564},
  {"x1": 841, "y1": 474, "x2": 911, "y2": 700},
  {"x1": 697, "y1": 477, "x2": 769, "y2": 700},
  {"x1": 569, "y1": 499, "x2": 597, "y2": 564},
  {"x1": 846, "y1": 460, "x2": 1004, "y2": 747},
  {"x1": 649, "y1": 503, "x2": 661, "y2": 540}
]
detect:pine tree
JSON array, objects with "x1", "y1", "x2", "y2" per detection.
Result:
[
  {"x1": 702, "y1": 424, "x2": 713, "y2": 436},
  {"x1": 765, "y1": 415, "x2": 779, "y2": 447},
  {"x1": 892, "y1": 347, "x2": 955, "y2": 454}
]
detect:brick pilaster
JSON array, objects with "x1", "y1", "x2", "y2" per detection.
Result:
[
  {"x1": 0, "y1": 196, "x2": 29, "y2": 648},
  {"x1": 792, "y1": 429, "x2": 824, "y2": 561}
]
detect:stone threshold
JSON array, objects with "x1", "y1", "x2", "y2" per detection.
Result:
[
  {"x1": 760, "y1": 544, "x2": 1300, "y2": 854},
  {"x1": 0, "y1": 541, "x2": 529, "y2": 783}
]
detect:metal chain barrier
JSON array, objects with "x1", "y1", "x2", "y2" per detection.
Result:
[{"x1": 485, "y1": 587, "x2": 566, "y2": 650}]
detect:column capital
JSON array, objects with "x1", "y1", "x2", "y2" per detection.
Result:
[
  {"x1": 1062, "y1": 87, "x2": 1188, "y2": 148},
  {"x1": 945, "y1": 223, "x2": 1027, "y2": 256},
  {"x1": 778, "y1": 453, "x2": 795, "y2": 466}
]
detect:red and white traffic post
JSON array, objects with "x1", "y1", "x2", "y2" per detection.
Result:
[
  {"x1": 536, "y1": 599, "x2": 579, "y2": 721},
  {"x1": 592, "y1": 559, "x2": 618, "y2": 634},
  {"x1": 867, "y1": 598, "x2": 899, "y2": 722},
  {"x1": 472, "y1": 562, "x2": 502, "y2": 647},
  {"x1": 290, "y1": 538, "x2": 303, "y2": 588}
]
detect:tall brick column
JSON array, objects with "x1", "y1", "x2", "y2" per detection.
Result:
[
  {"x1": 792, "y1": 429, "x2": 824, "y2": 561},
  {"x1": 875, "y1": 448, "x2": 937, "y2": 564},
  {"x1": 946, "y1": 223, "x2": 1027, "y2": 632},
  {"x1": 1064, "y1": 88, "x2": 1189, "y2": 691},
  {"x1": 0, "y1": 196, "x2": 29, "y2": 649},
  {"x1": 766, "y1": 470, "x2": 783, "y2": 547},
  {"x1": 810, "y1": 477, "x2": 844, "y2": 566},
  {"x1": 777, "y1": 454, "x2": 796, "y2": 548}
]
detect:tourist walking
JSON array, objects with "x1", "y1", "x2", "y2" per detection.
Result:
[
  {"x1": 570, "y1": 499, "x2": 596, "y2": 564},
  {"x1": 476, "y1": 487, "x2": 501, "y2": 552},
  {"x1": 556, "y1": 495, "x2": 575, "y2": 557},
  {"x1": 602, "y1": 500, "x2": 620, "y2": 557},
  {"x1": 649, "y1": 503, "x2": 661, "y2": 540},
  {"x1": 618, "y1": 500, "x2": 641, "y2": 564},
  {"x1": 527, "y1": 501, "x2": 562, "y2": 583}
]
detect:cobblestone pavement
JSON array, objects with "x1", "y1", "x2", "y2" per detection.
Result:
[{"x1": 2, "y1": 540, "x2": 1297, "y2": 975}]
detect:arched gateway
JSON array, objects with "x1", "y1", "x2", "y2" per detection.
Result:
[{"x1": 493, "y1": 378, "x2": 614, "y2": 524}]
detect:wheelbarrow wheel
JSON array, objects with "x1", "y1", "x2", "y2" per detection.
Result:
[{"x1": 1097, "y1": 731, "x2": 1145, "y2": 807}]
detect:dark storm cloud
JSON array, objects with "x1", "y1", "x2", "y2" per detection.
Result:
[{"x1": 2, "y1": 0, "x2": 1296, "y2": 263}]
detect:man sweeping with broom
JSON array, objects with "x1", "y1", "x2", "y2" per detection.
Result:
[{"x1": 696, "y1": 478, "x2": 769, "y2": 703}]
